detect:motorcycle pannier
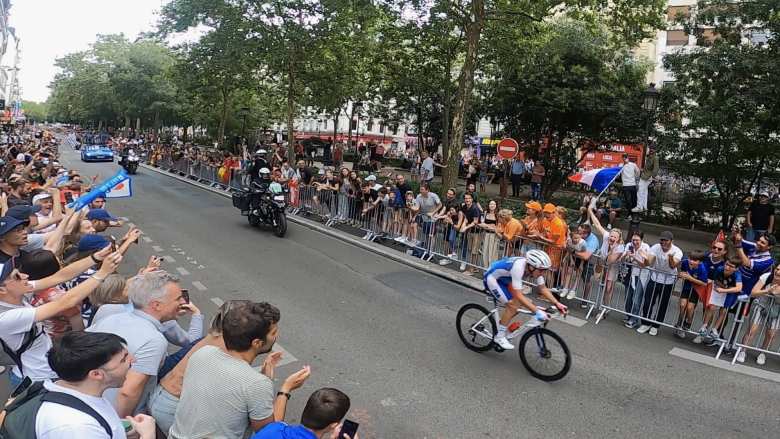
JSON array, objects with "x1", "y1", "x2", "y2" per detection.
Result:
[{"x1": 232, "y1": 191, "x2": 251, "y2": 211}]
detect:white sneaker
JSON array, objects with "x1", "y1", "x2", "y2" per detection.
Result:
[
  {"x1": 459, "y1": 262, "x2": 467, "y2": 271},
  {"x1": 631, "y1": 207, "x2": 641, "y2": 213},
  {"x1": 439, "y1": 258, "x2": 452, "y2": 266},
  {"x1": 649, "y1": 327, "x2": 658, "y2": 336},
  {"x1": 393, "y1": 236, "x2": 405, "y2": 243},
  {"x1": 566, "y1": 289, "x2": 577, "y2": 300},
  {"x1": 405, "y1": 249, "x2": 414, "y2": 256},
  {"x1": 736, "y1": 351, "x2": 746, "y2": 363},
  {"x1": 493, "y1": 335, "x2": 515, "y2": 350},
  {"x1": 636, "y1": 325, "x2": 652, "y2": 334},
  {"x1": 757, "y1": 353, "x2": 766, "y2": 365},
  {"x1": 448, "y1": 253, "x2": 457, "y2": 259}
]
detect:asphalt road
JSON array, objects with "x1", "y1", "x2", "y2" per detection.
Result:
[{"x1": 49, "y1": 146, "x2": 778, "y2": 438}]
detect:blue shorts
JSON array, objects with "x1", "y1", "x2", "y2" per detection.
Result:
[{"x1": 484, "y1": 276, "x2": 514, "y2": 303}]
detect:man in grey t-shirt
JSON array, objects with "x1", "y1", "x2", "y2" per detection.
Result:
[
  {"x1": 169, "y1": 301, "x2": 311, "y2": 439},
  {"x1": 415, "y1": 183, "x2": 442, "y2": 223}
]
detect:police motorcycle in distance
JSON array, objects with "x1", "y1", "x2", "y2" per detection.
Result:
[
  {"x1": 232, "y1": 168, "x2": 288, "y2": 237},
  {"x1": 120, "y1": 148, "x2": 140, "y2": 174}
]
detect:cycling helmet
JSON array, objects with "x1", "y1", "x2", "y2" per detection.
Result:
[
  {"x1": 525, "y1": 249, "x2": 552, "y2": 270},
  {"x1": 259, "y1": 167, "x2": 271, "y2": 176},
  {"x1": 254, "y1": 149, "x2": 268, "y2": 155}
]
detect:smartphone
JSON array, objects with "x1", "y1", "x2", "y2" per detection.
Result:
[
  {"x1": 338, "y1": 419, "x2": 359, "y2": 439},
  {"x1": 10, "y1": 376, "x2": 32, "y2": 398},
  {"x1": 64, "y1": 192, "x2": 74, "y2": 204},
  {"x1": 121, "y1": 419, "x2": 132, "y2": 432},
  {"x1": 109, "y1": 236, "x2": 117, "y2": 252},
  {"x1": 181, "y1": 289, "x2": 190, "y2": 304}
]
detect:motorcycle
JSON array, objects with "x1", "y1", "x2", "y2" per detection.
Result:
[
  {"x1": 121, "y1": 150, "x2": 140, "y2": 174},
  {"x1": 232, "y1": 181, "x2": 288, "y2": 237}
]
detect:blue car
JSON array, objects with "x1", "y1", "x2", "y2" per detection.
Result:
[{"x1": 81, "y1": 145, "x2": 114, "y2": 162}]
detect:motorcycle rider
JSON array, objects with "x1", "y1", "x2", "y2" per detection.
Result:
[{"x1": 245, "y1": 148, "x2": 270, "y2": 186}]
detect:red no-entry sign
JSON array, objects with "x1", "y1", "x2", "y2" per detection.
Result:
[{"x1": 497, "y1": 138, "x2": 519, "y2": 159}]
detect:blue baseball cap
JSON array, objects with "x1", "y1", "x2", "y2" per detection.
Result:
[
  {"x1": 0, "y1": 216, "x2": 29, "y2": 237},
  {"x1": 86, "y1": 209, "x2": 117, "y2": 222},
  {"x1": 7, "y1": 204, "x2": 41, "y2": 221},
  {"x1": 78, "y1": 234, "x2": 111, "y2": 253}
]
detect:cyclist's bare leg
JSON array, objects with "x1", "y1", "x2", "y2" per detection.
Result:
[{"x1": 499, "y1": 293, "x2": 538, "y2": 326}]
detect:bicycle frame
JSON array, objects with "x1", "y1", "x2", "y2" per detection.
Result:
[{"x1": 469, "y1": 296, "x2": 546, "y2": 342}]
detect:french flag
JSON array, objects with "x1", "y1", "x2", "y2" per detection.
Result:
[{"x1": 568, "y1": 166, "x2": 622, "y2": 192}]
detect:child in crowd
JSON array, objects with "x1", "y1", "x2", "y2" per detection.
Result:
[
  {"x1": 694, "y1": 257, "x2": 743, "y2": 345},
  {"x1": 674, "y1": 250, "x2": 709, "y2": 338},
  {"x1": 561, "y1": 226, "x2": 586, "y2": 300}
]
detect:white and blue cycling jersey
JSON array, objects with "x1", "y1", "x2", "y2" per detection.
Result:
[{"x1": 483, "y1": 257, "x2": 546, "y2": 303}]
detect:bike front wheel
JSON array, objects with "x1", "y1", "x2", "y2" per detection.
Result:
[
  {"x1": 456, "y1": 303, "x2": 496, "y2": 352},
  {"x1": 518, "y1": 327, "x2": 571, "y2": 381}
]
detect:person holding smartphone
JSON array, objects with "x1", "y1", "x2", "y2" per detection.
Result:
[{"x1": 251, "y1": 388, "x2": 358, "y2": 439}]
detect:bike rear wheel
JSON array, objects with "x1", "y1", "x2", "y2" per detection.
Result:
[
  {"x1": 456, "y1": 303, "x2": 496, "y2": 352},
  {"x1": 518, "y1": 327, "x2": 571, "y2": 381}
]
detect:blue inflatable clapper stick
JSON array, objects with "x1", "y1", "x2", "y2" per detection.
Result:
[{"x1": 67, "y1": 169, "x2": 128, "y2": 211}]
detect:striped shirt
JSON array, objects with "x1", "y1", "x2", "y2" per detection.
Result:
[
  {"x1": 740, "y1": 240, "x2": 774, "y2": 294},
  {"x1": 169, "y1": 345, "x2": 274, "y2": 439}
]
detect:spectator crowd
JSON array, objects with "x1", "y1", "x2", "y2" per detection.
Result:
[{"x1": 0, "y1": 127, "x2": 359, "y2": 439}]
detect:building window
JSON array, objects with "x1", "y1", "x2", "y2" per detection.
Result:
[
  {"x1": 699, "y1": 29, "x2": 720, "y2": 46},
  {"x1": 586, "y1": 153, "x2": 595, "y2": 159},
  {"x1": 350, "y1": 119, "x2": 357, "y2": 131},
  {"x1": 379, "y1": 121, "x2": 385, "y2": 133},
  {"x1": 666, "y1": 30, "x2": 688, "y2": 46},
  {"x1": 367, "y1": 119, "x2": 374, "y2": 132},
  {"x1": 603, "y1": 154, "x2": 612, "y2": 161}
]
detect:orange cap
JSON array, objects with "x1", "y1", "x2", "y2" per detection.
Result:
[
  {"x1": 543, "y1": 203, "x2": 556, "y2": 213},
  {"x1": 525, "y1": 201, "x2": 542, "y2": 211}
]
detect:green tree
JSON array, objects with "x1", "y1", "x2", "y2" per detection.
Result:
[
  {"x1": 659, "y1": 1, "x2": 780, "y2": 230},
  {"x1": 22, "y1": 101, "x2": 49, "y2": 121},
  {"x1": 485, "y1": 19, "x2": 650, "y2": 198}
]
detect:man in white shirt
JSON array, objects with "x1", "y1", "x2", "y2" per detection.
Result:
[
  {"x1": 637, "y1": 231, "x2": 683, "y2": 335},
  {"x1": 0, "y1": 235, "x2": 119, "y2": 389},
  {"x1": 619, "y1": 154, "x2": 640, "y2": 212},
  {"x1": 35, "y1": 331, "x2": 155, "y2": 439},
  {"x1": 87, "y1": 271, "x2": 187, "y2": 417}
]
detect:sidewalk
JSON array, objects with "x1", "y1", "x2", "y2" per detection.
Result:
[{"x1": 316, "y1": 159, "x2": 715, "y2": 253}]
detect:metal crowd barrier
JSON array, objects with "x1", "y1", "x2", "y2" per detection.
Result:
[{"x1": 141, "y1": 155, "x2": 780, "y2": 368}]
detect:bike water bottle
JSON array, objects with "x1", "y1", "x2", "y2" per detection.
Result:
[{"x1": 507, "y1": 322, "x2": 521, "y2": 333}]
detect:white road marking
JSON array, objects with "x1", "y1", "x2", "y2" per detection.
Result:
[
  {"x1": 669, "y1": 348, "x2": 780, "y2": 383},
  {"x1": 211, "y1": 297, "x2": 224, "y2": 306},
  {"x1": 192, "y1": 281, "x2": 207, "y2": 291},
  {"x1": 142, "y1": 236, "x2": 153, "y2": 243},
  {"x1": 176, "y1": 267, "x2": 191, "y2": 276},
  {"x1": 553, "y1": 313, "x2": 587, "y2": 328},
  {"x1": 162, "y1": 256, "x2": 176, "y2": 263},
  {"x1": 152, "y1": 246, "x2": 164, "y2": 252},
  {"x1": 272, "y1": 344, "x2": 299, "y2": 367}
]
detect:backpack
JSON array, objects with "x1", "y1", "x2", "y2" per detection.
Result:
[
  {"x1": 0, "y1": 325, "x2": 43, "y2": 374},
  {"x1": 0, "y1": 381, "x2": 112, "y2": 438}
]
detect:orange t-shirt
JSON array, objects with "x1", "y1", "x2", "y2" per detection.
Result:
[
  {"x1": 497, "y1": 218, "x2": 523, "y2": 241},
  {"x1": 547, "y1": 217, "x2": 567, "y2": 248}
]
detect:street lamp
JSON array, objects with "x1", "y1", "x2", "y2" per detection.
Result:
[{"x1": 641, "y1": 83, "x2": 659, "y2": 166}]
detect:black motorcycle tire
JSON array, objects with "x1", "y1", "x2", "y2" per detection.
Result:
[
  {"x1": 274, "y1": 211, "x2": 287, "y2": 237},
  {"x1": 248, "y1": 213, "x2": 261, "y2": 227}
]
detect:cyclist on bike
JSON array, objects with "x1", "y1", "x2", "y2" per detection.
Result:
[{"x1": 484, "y1": 249, "x2": 568, "y2": 350}]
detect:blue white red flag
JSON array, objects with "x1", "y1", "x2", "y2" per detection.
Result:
[{"x1": 568, "y1": 166, "x2": 622, "y2": 193}]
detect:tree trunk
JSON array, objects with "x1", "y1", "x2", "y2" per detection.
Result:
[
  {"x1": 444, "y1": 0, "x2": 485, "y2": 191},
  {"x1": 286, "y1": 64, "x2": 297, "y2": 164},
  {"x1": 332, "y1": 110, "x2": 339, "y2": 147},
  {"x1": 441, "y1": 53, "x2": 454, "y2": 189},
  {"x1": 217, "y1": 88, "x2": 230, "y2": 149}
]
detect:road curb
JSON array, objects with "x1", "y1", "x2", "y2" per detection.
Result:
[{"x1": 140, "y1": 163, "x2": 486, "y2": 292}]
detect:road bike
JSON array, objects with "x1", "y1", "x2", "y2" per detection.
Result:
[{"x1": 456, "y1": 291, "x2": 571, "y2": 381}]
